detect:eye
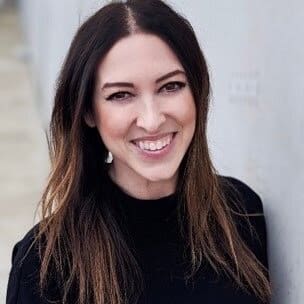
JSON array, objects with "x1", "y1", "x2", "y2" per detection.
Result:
[
  {"x1": 160, "y1": 81, "x2": 186, "y2": 93},
  {"x1": 105, "y1": 91, "x2": 133, "y2": 102}
]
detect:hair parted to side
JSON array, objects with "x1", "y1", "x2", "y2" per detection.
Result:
[{"x1": 36, "y1": 0, "x2": 271, "y2": 303}]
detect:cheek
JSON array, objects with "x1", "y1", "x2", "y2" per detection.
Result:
[
  {"x1": 94, "y1": 105, "x2": 130, "y2": 142},
  {"x1": 175, "y1": 93, "x2": 196, "y2": 128}
]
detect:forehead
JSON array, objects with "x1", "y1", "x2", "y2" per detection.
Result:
[{"x1": 96, "y1": 33, "x2": 183, "y2": 83}]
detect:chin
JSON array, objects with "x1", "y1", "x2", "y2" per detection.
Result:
[{"x1": 140, "y1": 168, "x2": 178, "y2": 183}]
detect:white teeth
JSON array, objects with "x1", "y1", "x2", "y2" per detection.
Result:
[
  {"x1": 135, "y1": 133, "x2": 174, "y2": 151},
  {"x1": 144, "y1": 142, "x2": 150, "y2": 150},
  {"x1": 156, "y1": 141, "x2": 162, "y2": 149},
  {"x1": 149, "y1": 142, "x2": 156, "y2": 150}
]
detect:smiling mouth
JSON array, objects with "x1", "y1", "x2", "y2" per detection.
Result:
[{"x1": 131, "y1": 132, "x2": 177, "y2": 152}]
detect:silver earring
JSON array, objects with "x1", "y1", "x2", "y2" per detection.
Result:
[{"x1": 106, "y1": 151, "x2": 113, "y2": 164}]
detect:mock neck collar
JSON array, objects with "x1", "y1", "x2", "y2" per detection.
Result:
[{"x1": 105, "y1": 170, "x2": 180, "y2": 222}]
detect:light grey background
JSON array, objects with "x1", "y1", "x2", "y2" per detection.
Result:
[{"x1": 3, "y1": 0, "x2": 304, "y2": 303}]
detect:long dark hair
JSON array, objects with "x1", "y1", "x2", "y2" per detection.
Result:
[{"x1": 36, "y1": 1, "x2": 271, "y2": 303}]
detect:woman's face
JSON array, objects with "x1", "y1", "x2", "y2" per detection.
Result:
[{"x1": 88, "y1": 33, "x2": 196, "y2": 192}]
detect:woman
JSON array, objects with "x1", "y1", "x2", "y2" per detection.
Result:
[{"x1": 6, "y1": 0, "x2": 271, "y2": 303}]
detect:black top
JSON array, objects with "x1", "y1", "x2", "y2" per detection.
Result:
[{"x1": 6, "y1": 175, "x2": 269, "y2": 304}]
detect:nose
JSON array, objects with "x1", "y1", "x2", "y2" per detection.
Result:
[{"x1": 136, "y1": 96, "x2": 166, "y2": 133}]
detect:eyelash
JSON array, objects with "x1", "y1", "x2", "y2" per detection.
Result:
[{"x1": 105, "y1": 81, "x2": 186, "y2": 102}]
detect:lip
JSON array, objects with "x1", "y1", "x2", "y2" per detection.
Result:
[
  {"x1": 131, "y1": 132, "x2": 175, "y2": 142},
  {"x1": 130, "y1": 132, "x2": 177, "y2": 161}
]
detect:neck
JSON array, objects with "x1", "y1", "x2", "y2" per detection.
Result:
[{"x1": 108, "y1": 164, "x2": 177, "y2": 200}]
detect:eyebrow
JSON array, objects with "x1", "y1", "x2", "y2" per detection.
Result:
[{"x1": 101, "y1": 69, "x2": 185, "y2": 90}]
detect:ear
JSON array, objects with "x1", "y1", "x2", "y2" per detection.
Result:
[{"x1": 84, "y1": 111, "x2": 96, "y2": 128}]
